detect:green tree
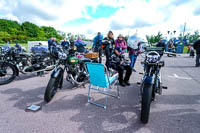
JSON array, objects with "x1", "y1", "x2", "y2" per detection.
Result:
[
  {"x1": 146, "y1": 35, "x2": 155, "y2": 44},
  {"x1": 189, "y1": 30, "x2": 200, "y2": 43},
  {"x1": 0, "y1": 19, "x2": 72, "y2": 44},
  {"x1": 154, "y1": 32, "x2": 163, "y2": 42},
  {"x1": 178, "y1": 30, "x2": 200, "y2": 44},
  {"x1": 146, "y1": 32, "x2": 163, "y2": 45},
  {"x1": 0, "y1": 19, "x2": 21, "y2": 33},
  {"x1": 40, "y1": 26, "x2": 57, "y2": 39},
  {"x1": 21, "y1": 22, "x2": 40, "y2": 37},
  {"x1": 0, "y1": 32, "x2": 11, "y2": 43}
]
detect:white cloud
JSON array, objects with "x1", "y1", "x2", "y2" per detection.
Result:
[{"x1": 0, "y1": 0, "x2": 200, "y2": 39}]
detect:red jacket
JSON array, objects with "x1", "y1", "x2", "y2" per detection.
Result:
[{"x1": 115, "y1": 39, "x2": 127, "y2": 53}]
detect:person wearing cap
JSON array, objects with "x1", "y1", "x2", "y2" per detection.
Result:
[
  {"x1": 109, "y1": 46, "x2": 132, "y2": 87},
  {"x1": 93, "y1": 32, "x2": 103, "y2": 63},
  {"x1": 115, "y1": 34, "x2": 127, "y2": 53},
  {"x1": 102, "y1": 31, "x2": 115, "y2": 68}
]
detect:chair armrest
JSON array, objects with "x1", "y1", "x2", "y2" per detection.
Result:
[{"x1": 111, "y1": 73, "x2": 119, "y2": 80}]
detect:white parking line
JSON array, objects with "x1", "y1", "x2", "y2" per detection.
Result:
[{"x1": 168, "y1": 74, "x2": 192, "y2": 80}]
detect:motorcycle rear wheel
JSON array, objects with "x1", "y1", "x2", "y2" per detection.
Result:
[{"x1": 0, "y1": 62, "x2": 17, "y2": 85}]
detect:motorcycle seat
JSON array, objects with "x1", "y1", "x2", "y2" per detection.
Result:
[
  {"x1": 19, "y1": 53, "x2": 31, "y2": 57},
  {"x1": 32, "y1": 53, "x2": 46, "y2": 57},
  {"x1": 79, "y1": 58, "x2": 91, "y2": 62}
]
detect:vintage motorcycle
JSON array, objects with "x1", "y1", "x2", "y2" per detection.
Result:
[
  {"x1": 0, "y1": 46, "x2": 56, "y2": 85},
  {"x1": 44, "y1": 46, "x2": 97, "y2": 102},
  {"x1": 139, "y1": 47, "x2": 167, "y2": 124}
]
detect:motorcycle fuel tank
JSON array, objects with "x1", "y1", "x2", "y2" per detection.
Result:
[{"x1": 68, "y1": 57, "x2": 79, "y2": 65}]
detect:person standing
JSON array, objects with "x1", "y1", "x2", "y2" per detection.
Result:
[
  {"x1": 93, "y1": 32, "x2": 103, "y2": 63},
  {"x1": 69, "y1": 35, "x2": 75, "y2": 49},
  {"x1": 157, "y1": 39, "x2": 165, "y2": 48},
  {"x1": 128, "y1": 42, "x2": 141, "y2": 72},
  {"x1": 15, "y1": 43, "x2": 22, "y2": 53},
  {"x1": 75, "y1": 36, "x2": 87, "y2": 53},
  {"x1": 190, "y1": 46, "x2": 195, "y2": 58},
  {"x1": 168, "y1": 40, "x2": 173, "y2": 52},
  {"x1": 102, "y1": 31, "x2": 115, "y2": 68},
  {"x1": 115, "y1": 34, "x2": 127, "y2": 54},
  {"x1": 187, "y1": 44, "x2": 191, "y2": 54},
  {"x1": 193, "y1": 40, "x2": 200, "y2": 67},
  {"x1": 52, "y1": 38, "x2": 59, "y2": 46},
  {"x1": 61, "y1": 38, "x2": 70, "y2": 50},
  {"x1": 48, "y1": 37, "x2": 54, "y2": 51}
]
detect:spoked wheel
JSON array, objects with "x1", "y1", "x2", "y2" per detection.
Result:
[
  {"x1": 141, "y1": 83, "x2": 153, "y2": 124},
  {"x1": 44, "y1": 76, "x2": 61, "y2": 103},
  {"x1": 0, "y1": 62, "x2": 17, "y2": 85}
]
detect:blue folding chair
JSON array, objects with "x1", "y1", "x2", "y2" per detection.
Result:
[{"x1": 86, "y1": 62, "x2": 120, "y2": 109}]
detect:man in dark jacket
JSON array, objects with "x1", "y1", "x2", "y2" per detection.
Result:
[
  {"x1": 48, "y1": 37, "x2": 54, "y2": 51},
  {"x1": 110, "y1": 46, "x2": 132, "y2": 87},
  {"x1": 93, "y1": 32, "x2": 103, "y2": 63},
  {"x1": 75, "y1": 36, "x2": 86, "y2": 53},
  {"x1": 157, "y1": 39, "x2": 165, "y2": 48},
  {"x1": 156, "y1": 39, "x2": 165, "y2": 56},
  {"x1": 69, "y1": 35, "x2": 75, "y2": 48},
  {"x1": 61, "y1": 38, "x2": 70, "y2": 50},
  {"x1": 193, "y1": 40, "x2": 200, "y2": 67},
  {"x1": 102, "y1": 31, "x2": 115, "y2": 68}
]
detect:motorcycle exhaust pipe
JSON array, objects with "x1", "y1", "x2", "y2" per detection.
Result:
[
  {"x1": 21, "y1": 65, "x2": 56, "y2": 74},
  {"x1": 69, "y1": 74, "x2": 88, "y2": 85}
]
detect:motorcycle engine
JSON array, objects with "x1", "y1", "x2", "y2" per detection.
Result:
[{"x1": 68, "y1": 64, "x2": 86, "y2": 83}]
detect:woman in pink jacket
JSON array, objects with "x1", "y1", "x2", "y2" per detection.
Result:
[{"x1": 115, "y1": 34, "x2": 127, "y2": 53}]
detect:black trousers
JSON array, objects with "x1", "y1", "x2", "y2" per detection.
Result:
[
  {"x1": 117, "y1": 65, "x2": 132, "y2": 83},
  {"x1": 196, "y1": 54, "x2": 200, "y2": 67},
  {"x1": 94, "y1": 46, "x2": 102, "y2": 63},
  {"x1": 105, "y1": 48, "x2": 112, "y2": 68}
]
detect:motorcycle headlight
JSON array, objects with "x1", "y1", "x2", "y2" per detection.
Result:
[{"x1": 58, "y1": 52, "x2": 67, "y2": 60}]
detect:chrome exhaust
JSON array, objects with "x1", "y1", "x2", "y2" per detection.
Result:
[{"x1": 21, "y1": 65, "x2": 56, "y2": 74}]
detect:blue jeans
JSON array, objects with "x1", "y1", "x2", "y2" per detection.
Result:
[{"x1": 130, "y1": 54, "x2": 137, "y2": 68}]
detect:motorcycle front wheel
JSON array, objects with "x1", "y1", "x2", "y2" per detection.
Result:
[
  {"x1": 44, "y1": 77, "x2": 61, "y2": 103},
  {"x1": 141, "y1": 83, "x2": 153, "y2": 124},
  {"x1": 0, "y1": 62, "x2": 17, "y2": 85}
]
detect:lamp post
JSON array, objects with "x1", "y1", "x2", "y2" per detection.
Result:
[{"x1": 183, "y1": 22, "x2": 186, "y2": 38}]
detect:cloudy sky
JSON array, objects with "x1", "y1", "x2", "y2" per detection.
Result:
[{"x1": 0, "y1": 0, "x2": 200, "y2": 39}]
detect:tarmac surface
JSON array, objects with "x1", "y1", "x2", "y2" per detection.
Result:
[{"x1": 0, "y1": 54, "x2": 200, "y2": 133}]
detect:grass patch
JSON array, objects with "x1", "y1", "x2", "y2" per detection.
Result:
[
  {"x1": 0, "y1": 43, "x2": 93, "y2": 49},
  {"x1": 0, "y1": 43, "x2": 28, "y2": 47}
]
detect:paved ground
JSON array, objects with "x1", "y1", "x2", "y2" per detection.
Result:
[{"x1": 0, "y1": 54, "x2": 200, "y2": 133}]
